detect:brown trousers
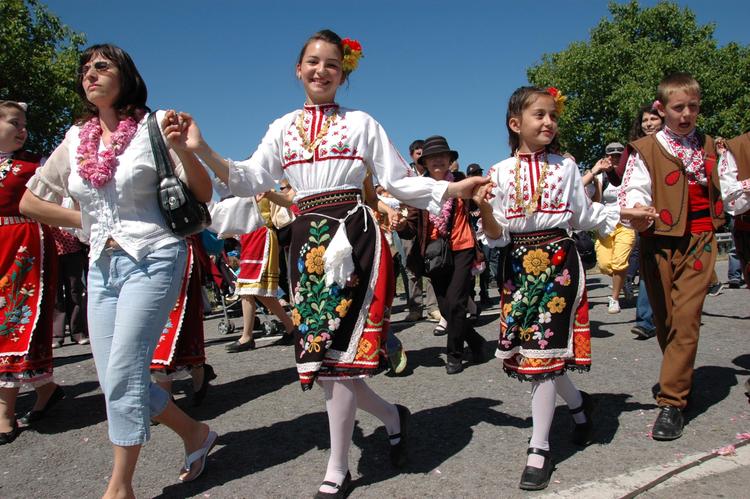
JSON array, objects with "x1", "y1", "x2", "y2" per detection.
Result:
[{"x1": 640, "y1": 231, "x2": 716, "y2": 409}]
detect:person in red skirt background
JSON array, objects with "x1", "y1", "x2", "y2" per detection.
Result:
[{"x1": 0, "y1": 101, "x2": 63, "y2": 445}]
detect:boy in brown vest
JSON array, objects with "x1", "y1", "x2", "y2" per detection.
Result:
[
  {"x1": 619, "y1": 73, "x2": 725, "y2": 441},
  {"x1": 718, "y1": 132, "x2": 750, "y2": 284}
]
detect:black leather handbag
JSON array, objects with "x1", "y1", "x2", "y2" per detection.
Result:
[
  {"x1": 147, "y1": 113, "x2": 211, "y2": 237},
  {"x1": 424, "y1": 202, "x2": 456, "y2": 275}
]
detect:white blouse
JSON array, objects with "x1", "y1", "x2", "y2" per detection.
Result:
[
  {"x1": 483, "y1": 151, "x2": 619, "y2": 247},
  {"x1": 26, "y1": 110, "x2": 187, "y2": 261},
  {"x1": 718, "y1": 150, "x2": 750, "y2": 216},
  {"x1": 228, "y1": 103, "x2": 448, "y2": 214}
]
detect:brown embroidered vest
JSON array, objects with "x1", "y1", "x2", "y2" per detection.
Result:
[
  {"x1": 630, "y1": 134, "x2": 724, "y2": 236},
  {"x1": 726, "y1": 132, "x2": 750, "y2": 182}
]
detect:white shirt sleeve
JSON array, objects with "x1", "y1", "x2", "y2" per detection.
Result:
[
  {"x1": 619, "y1": 151, "x2": 653, "y2": 208},
  {"x1": 479, "y1": 164, "x2": 511, "y2": 247},
  {"x1": 228, "y1": 115, "x2": 287, "y2": 197},
  {"x1": 364, "y1": 117, "x2": 448, "y2": 214},
  {"x1": 568, "y1": 160, "x2": 620, "y2": 235},
  {"x1": 719, "y1": 150, "x2": 750, "y2": 215}
]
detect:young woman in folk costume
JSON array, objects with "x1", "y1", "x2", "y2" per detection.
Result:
[
  {"x1": 0, "y1": 101, "x2": 63, "y2": 445},
  {"x1": 183, "y1": 29, "x2": 488, "y2": 498},
  {"x1": 475, "y1": 87, "x2": 654, "y2": 490},
  {"x1": 19, "y1": 44, "x2": 216, "y2": 497}
]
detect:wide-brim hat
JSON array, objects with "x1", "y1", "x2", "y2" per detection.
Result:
[{"x1": 417, "y1": 135, "x2": 459, "y2": 166}]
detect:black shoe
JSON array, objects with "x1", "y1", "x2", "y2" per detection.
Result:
[
  {"x1": 446, "y1": 359, "x2": 463, "y2": 374},
  {"x1": 225, "y1": 339, "x2": 255, "y2": 353},
  {"x1": 728, "y1": 281, "x2": 742, "y2": 289},
  {"x1": 631, "y1": 325, "x2": 656, "y2": 339},
  {"x1": 519, "y1": 447, "x2": 553, "y2": 491},
  {"x1": 313, "y1": 471, "x2": 351, "y2": 499},
  {"x1": 652, "y1": 406, "x2": 684, "y2": 441},
  {"x1": 0, "y1": 420, "x2": 19, "y2": 445},
  {"x1": 51, "y1": 338, "x2": 63, "y2": 349},
  {"x1": 193, "y1": 364, "x2": 217, "y2": 407},
  {"x1": 19, "y1": 385, "x2": 65, "y2": 425},
  {"x1": 707, "y1": 283, "x2": 725, "y2": 297},
  {"x1": 390, "y1": 404, "x2": 410, "y2": 467},
  {"x1": 432, "y1": 324, "x2": 447, "y2": 336},
  {"x1": 570, "y1": 391, "x2": 595, "y2": 446}
]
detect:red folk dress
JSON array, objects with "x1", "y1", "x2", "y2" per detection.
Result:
[{"x1": 0, "y1": 151, "x2": 58, "y2": 387}]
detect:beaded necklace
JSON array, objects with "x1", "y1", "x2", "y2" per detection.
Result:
[
  {"x1": 295, "y1": 109, "x2": 337, "y2": 160},
  {"x1": 514, "y1": 150, "x2": 550, "y2": 215}
]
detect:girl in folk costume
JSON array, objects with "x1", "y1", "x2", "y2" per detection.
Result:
[
  {"x1": 226, "y1": 192, "x2": 295, "y2": 353},
  {"x1": 20, "y1": 44, "x2": 216, "y2": 496},
  {"x1": 0, "y1": 101, "x2": 63, "y2": 445},
  {"x1": 475, "y1": 87, "x2": 654, "y2": 490},
  {"x1": 150, "y1": 234, "x2": 216, "y2": 406},
  {"x1": 184, "y1": 29, "x2": 488, "y2": 497}
]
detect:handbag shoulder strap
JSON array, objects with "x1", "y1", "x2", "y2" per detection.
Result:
[{"x1": 147, "y1": 112, "x2": 174, "y2": 180}]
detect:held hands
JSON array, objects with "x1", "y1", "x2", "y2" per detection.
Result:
[
  {"x1": 446, "y1": 175, "x2": 491, "y2": 200},
  {"x1": 622, "y1": 203, "x2": 657, "y2": 232},
  {"x1": 715, "y1": 137, "x2": 727, "y2": 156},
  {"x1": 161, "y1": 110, "x2": 205, "y2": 153},
  {"x1": 471, "y1": 181, "x2": 495, "y2": 207},
  {"x1": 592, "y1": 157, "x2": 614, "y2": 175}
]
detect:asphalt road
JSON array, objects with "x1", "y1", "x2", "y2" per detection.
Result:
[{"x1": 2, "y1": 260, "x2": 748, "y2": 499}]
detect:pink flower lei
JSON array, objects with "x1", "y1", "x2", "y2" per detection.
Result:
[
  {"x1": 76, "y1": 116, "x2": 139, "y2": 188},
  {"x1": 429, "y1": 172, "x2": 455, "y2": 237}
]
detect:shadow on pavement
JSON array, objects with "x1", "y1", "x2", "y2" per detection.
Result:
[
  {"x1": 177, "y1": 366, "x2": 299, "y2": 420},
  {"x1": 550, "y1": 392, "x2": 657, "y2": 466},
  {"x1": 685, "y1": 364, "x2": 750, "y2": 424},
  {"x1": 352, "y1": 397, "x2": 530, "y2": 488},
  {"x1": 17, "y1": 380, "x2": 106, "y2": 433},
  {"x1": 52, "y1": 352, "x2": 94, "y2": 368}
]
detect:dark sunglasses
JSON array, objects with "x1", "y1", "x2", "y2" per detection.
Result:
[{"x1": 79, "y1": 60, "x2": 113, "y2": 76}]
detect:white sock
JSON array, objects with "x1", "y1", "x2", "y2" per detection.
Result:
[
  {"x1": 554, "y1": 374, "x2": 586, "y2": 424},
  {"x1": 528, "y1": 379, "x2": 556, "y2": 469},
  {"x1": 320, "y1": 379, "x2": 356, "y2": 493},
  {"x1": 352, "y1": 379, "x2": 400, "y2": 443}
]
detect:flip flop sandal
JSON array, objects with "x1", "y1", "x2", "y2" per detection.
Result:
[{"x1": 179, "y1": 430, "x2": 218, "y2": 482}]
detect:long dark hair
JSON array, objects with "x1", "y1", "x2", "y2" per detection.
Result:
[
  {"x1": 76, "y1": 44, "x2": 149, "y2": 122},
  {"x1": 629, "y1": 103, "x2": 663, "y2": 141},
  {"x1": 506, "y1": 86, "x2": 561, "y2": 154}
]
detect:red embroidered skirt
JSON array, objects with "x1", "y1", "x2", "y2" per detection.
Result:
[
  {"x1": 290, "y1": 190, "x2": 394, "y2": 390},
  {"x1": 496, "y1": 229, "x2": 591, "y2": 381},
  {"x1": 0, "y1": 220, "x2": 58, "y2": 385},
  {"x1": 151, "y1": 241, "x2": 206, "y2": 371}
]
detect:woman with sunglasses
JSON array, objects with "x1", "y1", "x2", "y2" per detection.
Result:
[{"x1": 20, "y1": 44, "x2": 215, "y2": 498}]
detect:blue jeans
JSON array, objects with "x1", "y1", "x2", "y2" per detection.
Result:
[
  {"x1": 635, "y1": 278, "x2": 655, "y2": 332},
  {"x1": 88, "y1": 242, "x2": 187, "y2": 446},
  {"x1": 728, "y1": 247, "x2": 742, "y2": 284}
]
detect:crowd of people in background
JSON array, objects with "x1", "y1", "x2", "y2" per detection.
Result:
[{"x1": 0, "y1": 29, "x2": 748, "y2": 499}]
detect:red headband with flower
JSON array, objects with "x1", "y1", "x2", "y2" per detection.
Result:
[
  {"x1": 546, "y1": 87, "x2": 567, "y2": 115},
  {"x1": 342, "y1": 38, "x2": 363, "y2": 73}
]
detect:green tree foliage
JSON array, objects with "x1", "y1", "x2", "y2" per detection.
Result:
[
  {"x1": 0, "y1": 0, "x2": 85, "y2": 154},
  {"x1": 527, "y1": 1, "x2": 750, "y2": 167}
]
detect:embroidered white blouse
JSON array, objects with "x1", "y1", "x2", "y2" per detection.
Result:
[
  {"x1": 26, "y1": 110, "x2": 188, "y2": 261},
  {"x1": 718, "y1": 150, "x2": 750, "y2": 216},
  {"x1": 482, "y1": 151, "x2": 619, "y2": 247},
  {"x1": 228, "y1": 103, "x2": 448, "y2": 214}
]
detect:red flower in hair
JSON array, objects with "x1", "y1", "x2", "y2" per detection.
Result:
[
  {"x1": 546, "y1": 87, "x2": 566, "y2": 115},
  {"x1": 547, "y1": 87, "x2": 559, "y2": 98},
  {"x1": 342, "y1": 38, "x2": 362, "y2": 52}
]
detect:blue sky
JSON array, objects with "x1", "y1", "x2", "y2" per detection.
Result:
[{"x1": 45, "y1": 0, "x2": 750, "y2": 170}]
